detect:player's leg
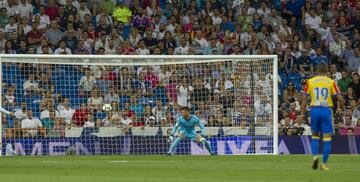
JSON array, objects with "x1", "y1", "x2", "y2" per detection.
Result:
[
  {"x1": 310, "y1": 108, "x2": 321, "y2": 169},
  {"x1": 167, "y1": 132, "x2": 185, "y2": 155},
  {"x1": 194, "y1": 134, "x2": 214, "y2": 155},
  {"x1": 320, "y1": 109, "x2": 334, "y2": 171}
]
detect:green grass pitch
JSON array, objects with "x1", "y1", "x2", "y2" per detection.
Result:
[{"x1": 0, "y1": 155, "x2": 359, "y2": 182}]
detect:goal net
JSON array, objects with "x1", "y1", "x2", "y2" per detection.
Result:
[{"x1": 0, "y1": 55, "x2": 278, "y2": 156}]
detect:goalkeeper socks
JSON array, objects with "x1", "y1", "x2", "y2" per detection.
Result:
[
  {"x1": 311, "y1": 136, "x2": 319, "y2": 155},
  {"x1": 323, "y1": 138, "x2": 332, "y2": 164},
  {"x1": 201, "y1": 139, "x2": 213, "y2": 154},
  {"x1": 168, "y1": 137, "x2": 182, "y2": 154}
]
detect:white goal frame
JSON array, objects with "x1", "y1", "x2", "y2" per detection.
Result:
[{"x1": 0, "y1": 54, "x2": 278, "y2": 156}]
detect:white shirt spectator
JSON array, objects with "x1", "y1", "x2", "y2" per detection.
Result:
[
  {"x1": 84, "y1": 120, "x2": 95, "y2": 127},
  {"x1": 135, "y1": 48, "x2": 150, "y2": 55},
  {"x1": 94, "y1": 39, "x2": 105, "y2": 51},
  {"x1": 166, "y1": 23, "x2": 177, "y2": 34},
  {"x1": 21, "y1": 117, "x2": 42, "y2": 136},
  {"x1": 240, "y1": 32, "x2": 251, "y2": 48},
  {"x1": 87, "y1": 96, "x2": 104, "y2": 109},
  {"x1": 211, "y1": 15, "x2": 222, "y2": 25},
  {"x1": 4, "y1": 94, "x2": 15, "y2": 104},
  {"x1": 58, "y1": 0, "x2": 80, "y2": 8},
  {"x1": 330, "y1": 40, "x2": 346, "y2": 56},
  {"x1": 54, "y1": 47, "x2": 72, "y2": 54},
  {"x1": 193, "y1": 37, "x2": 209, "y2": 49},
  {"x1": 174, "y1": 46, "x2": 189, "y2": 55},
  {"x1": 104, "y1": 93, "x2": 119, "y2": 104},
  {"x1": 16, "y1": 2, "x2": 33, "y2": 18},
  {"x1": 14, "y1": 109, "x2": 27, "y2": 121},
  {"x1": 279, "y1": 25, "x2": 292, "y2": 37},
  {"x1": 77, "y1": 7, "x2": 91, "y2": 22},
  {"x1": 4, "y1": 23, "x2": 17, "y2": 33},
  {"x1": 90, "y1": 65, "x2": 104, "y2": 79},
  {"x1": 0, "y1": 0, "x2": 8, "y2": 9},
  {"x1": 305, "y1": 14, "x2": 322, "y2": 29},
  {"x1": 36, "y1": 47, "x2": 53, "y2": 54},
  {"x1": 247, "y1": 7, "x2": 256, "y2": 15},
  {"x1": 58, "y1": 107, "x2": 75, "y2": 125},
  {"x1": 7, "y1": 5, "x2": 19, "y2": 16},
  {"x1": 40, "y1": 109, "x2": 59, "y2": 120},
  {"x1": 79, "y1": 75, "x2": 96, "y2": 92},
  {"x1": 177, "y1": 85, "x2": 193, "y2": 107},
  {"x1": 23, "y1": 79, "x2": 39, "y2": 94},
  {"x1": 257, "y1": 8, "x2": 270, "y2": 17},
  {"x1": 33, "y1": 14, "x2": 50, "y2": 29},
  {"x1": 121, "y1": 117, "x2": 132, "y2": 126},
  {"x1": 315, "y1": 26, "x2": 331, "y2": 41}
]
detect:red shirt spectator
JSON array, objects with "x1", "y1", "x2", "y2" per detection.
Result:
[
  {"x1": 27, "y1": 23, "x2": 43, "y2": 46},
  {"x1": 44, "y1": 0, "x2": 59, "y2": 20},
  {"x1": 145, "y1": 72, "x2": 159, "y2": 88},
  {"x1": 72, "y1": 103, "x2": 92, "y2": 126}
]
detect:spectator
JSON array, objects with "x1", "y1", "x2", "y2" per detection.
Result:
[
  {"x1": 311, "y1": 48, "x2": 328, "y2": 67},
  {"x1": 40, "y1": 102, "x2": 58, "y2": 120},
  {"x1": 152, "y1": 100, "x2": 167, "y2": 124},
  {"x1": 132, "y1": 8, "x2": 150, "y2": 34},
  {"x1": 34, "y1": 6, "x2": 50, "y2": 30},
  {"x1": 83, "y1": 113, "x2": 95, "y2": 128},
  {"x1": 54, "y1": 39, "x2": 72, "y2": 54},
  {"x1": 87, "y1": 90, "x2": 104, "y2": 111},
  {"x1": 21, "y1": 110, "x2": 43, "y2": 137},
  {"x1": 17, "y1": 0, "x2": 34, "y2": 19},
  {"x1": 338, "y1": 70, "x2": 352, "y2": 93},
  {"x1": 113, "y1": 3, "x2": 132, "y2": 24},
  {"x1": 349, "y1": 73, "x2": 360, "y2": 98},
  {"x1": 72, "y1": 103, "x2": 91, "y2": 126},
  {"x1": 14, "y1": 102, "x2": 28, "y2": 122},
  {"x1": 41, "y1": 110, "x2": 57, "y2": 130},
  {"x1": 4, "y1": 16, "x2": 17, "y2": 34},
  {"x1": 283, "y1": 82, "x2": 297, "y2": 104},
  {"x1": 44, "y1": 21, "x2": 63, "y2": 47},
  {"x1": 330, "y1": 64, "x2": 342, "y2": 82},
  {"x1": 104, "y1": 87, "x2": 119, "y2": 104},
  {"x1": 23, "y1": 74, "x2": 40, "y2": 96},
  {"x1": 135, "y1": 39, "x2": 150, "y2": 55},
  {"x1": 176, "y1": 76, "x2": 193, "y2": 107},
  {"x1": 27, "y1": 22, "x2": 43, "y2": 48},
  {"x1": 102, "y1": 112, "x2": 121, "y2": 127},
  {"x1": 348, "y1": 47, "x2": 360, "y2": 74},
  {"x1": 63, "y1": 0, "x2": 77, "y2": 18},
  {"x1": 174, "y1": 37, "x2": 189, "y2": 55},
  {"x1": 74, "y1": 39, "x2": 91, "y2": 54},
  {"x1": 129, "y1": 95, "x2": 144, "y2": 118},
  {"x1": 57, "y1": 98, "x2": 75, "y2": 126}
]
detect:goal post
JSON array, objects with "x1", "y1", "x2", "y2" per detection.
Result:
[{"x1": 0, "y1": 54, "x2": 278, "y2": 156}]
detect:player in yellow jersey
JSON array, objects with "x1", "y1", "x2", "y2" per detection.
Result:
[{"x1": 301, "y1": 62, "x2": 345, "y2": 171}]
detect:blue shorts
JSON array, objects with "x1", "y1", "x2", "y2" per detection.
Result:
[{"x1": 310, "y1": 107, "x2": 334, "y2": 134}]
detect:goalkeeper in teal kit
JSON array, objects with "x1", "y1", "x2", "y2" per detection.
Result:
[{"x1": 167, "y1": 107, "x2": 214, "y2": 155}]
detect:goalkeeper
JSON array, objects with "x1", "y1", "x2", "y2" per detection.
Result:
[{"x1": 167, "y1": 107, "x2": 214, "y2": 155}]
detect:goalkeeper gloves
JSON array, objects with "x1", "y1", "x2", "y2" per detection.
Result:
[{"x1": 168, "y1": 135, "x2": 174, "y2": 143}]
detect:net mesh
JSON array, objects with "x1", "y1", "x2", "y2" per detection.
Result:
[{"x1": 1, "y1": 56, "x2": 276, "y2": 155}]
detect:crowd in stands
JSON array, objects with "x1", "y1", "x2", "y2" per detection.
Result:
[{"x1": 0, "y1": 0, "x2": 359, "y2": 138}]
